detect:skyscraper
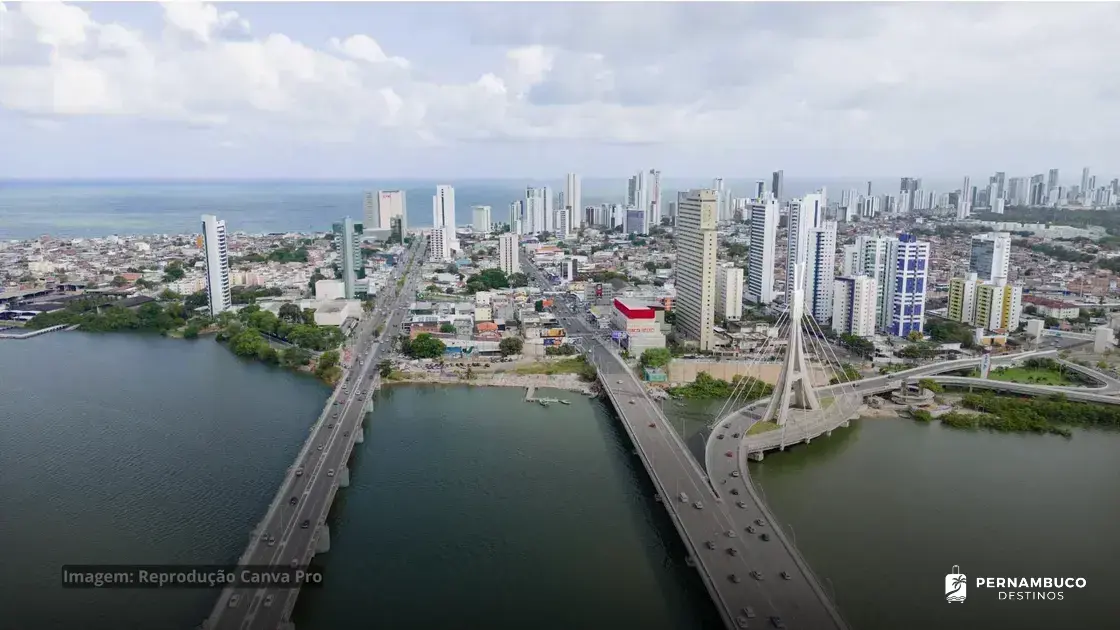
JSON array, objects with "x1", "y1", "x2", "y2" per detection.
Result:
[
  {"x1": 377, "y1": 190, "x2": 406, "y2": 235},
  {"x1": 716, "y1": 264, "x2": 744, "y2": 322},
  {"x1": 850, "y1": 234, "x2": 890, "y2": 330},
  {"x1": 753, "y1": 180, "x2": 766, "y2": 199},
  {"x1": 432, "y1": 185, "x2": 457, "y2": 251},
  {"x1": 525, "y1": 187, "x2": 552, "y2": 235},
  {"x1": 510, "y1": 200, "x2": 525, "y2": 235},
  {"x1": 564, "y1": 173, "x2": 582, "y2": 230},
  {"x1": 746, "y1": 196, "x2": 778, "y2": 304},
  {"x1": 969, "y1": 232, "x2": 1012, "y2": 282},
  {"x1": 947, "y1": 274, "x2": 979, "y2": 325},
  {"x1": 957, "y1": 176, "x2": 972, "y2": 220},
  {"x1": 472, "y1": 206, "x2": 492, "y2": 233},
  {"x1": 1047, "y1": 169, "x2": 1060, "y2": 193},
  {"x1": 498, "y1": 233, "x2": 519, "y2": 276},
  {"x1": 974, "y1": 281, "x2": 1022, "y2": 332},
  {"x1": 648, "y1": 169, "x2": 662, "y2": 228},
  {"x1": 675, "y1": 189, "x2": 719, "y2": 351},
  {"x1": 429, "y1": 226, "x2": 452, "y2": 262},
  {"x1": 713, "y1": 178, "x2": 730, "y2": 222},
  {"x1": 831, "y1": 275, "x2": 877, "y2": 337},
  {"x1": 805, "y1": 220, "x2": 838, "y2": 323},
  {"x1": 362, "y1": 192, "x2": 377, "y2": 230},
  {"x1": 1082, "y1": 167, "x2": 1091, "y2": 197},
  {"x1": 555, "y1": 207, "x2": 572, "y2": 238},
  {"x1": 883, "y1": 233, "x2": 930, "y2": 337},
  {"x1": 771, "y1": 170, "x2": 785, "y2": 201},
  {"x1": 627, "y1": 170, "x2": 654, "y2": 233},
  {"x1": 200, "y1": 214, "x2": 231, "y2": 317},
  {"x1": 786, "y1": 193, "x2": 824, "y2": 298},
  {"x1": 332, "y1": 217, "x2": 363, "y2": 299}
]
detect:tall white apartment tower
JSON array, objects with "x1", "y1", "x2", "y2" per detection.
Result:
[
  {"x1": 362, "y1": 192, "x2": 378, "y2": 230},
  {"x1": 805, "y1": 220, "x2": 838, "y2": 323},
  {"x1": 747, "y1": 196, "x2": 778, "y2": 304},
  {"x1": 832, "y1": 275, "x2": 878, "y2": 337},
  {"x1": 498, "y1": 233, "x2": 519, "y2": 276},
  {"x1": 969, "y1": 232, "x2": 1012, "y2": 283},
  {"x1": 429, "y1": 226, "x2": 452, "y2": 262},
  {"x1": 432, "y1": 185, "x2": 458, "y2": 250},
  {"x1": 627, "y1": 171, "x2": 652, "y2": 233},
  {"x1": 201, "y1": 214, "x2": 232, "y2": 317},
  {"x1": 525, "y1": 187, "x2": 552, "y2": 235},
  {"x1": 713, "y1": 178, "x2": 729, "y2": 222},
  {"x1": 648, "y1": 169, "x2": 662, "y2": 228},
  {"x1": 676, "y1": 189, "x2": 719, "y2": 351},
  {"x1": 564, "y1": 173, "x2": 582, "y2": 229},
  {"x1": 555, "y1": 207, "x2": 572, "y2": 239},
  {"x1": 850, "y1": 234, "x2": 890, "y2": 330},
  {"x1": 957, "y1": 176, "x2": 972, "y2": 220},
  {"x1": 786, "y1": 193, "x2": 824, "y2": 298},
  {"x1": 716, "y1": 264, "x2": 745, "y2": 322},
  {"x1": 378, "y1": 190, "x2": 406, "y2": 234},
  {"x1": 472, "y1": 205, "x2": 492, "y2": 233}
]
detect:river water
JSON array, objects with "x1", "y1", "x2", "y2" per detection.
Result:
[{"x1": 2, "y1": 333, "x2": 1118, "y2": 630}]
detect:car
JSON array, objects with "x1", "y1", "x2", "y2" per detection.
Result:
[
  {"x1": 262, "y1": 594, "x2": 274, "y2": 607},
  {"x1": 678, "y1": 492, "x2": 689, "y2": 503},
  {"x1": 328, "y1": 423, "x2": 334, "y2": 429},
  {"x1": 327, "y1": 469, "x2": 335, "y2": 477},
  {"x1": 629, "y1": 400, "x2": 636, "y2": 405},
  {"x1": 736, "y1": 616, "x2": 750, "y2": 629},
  {"x1": 267, "y1": 537, "x2": 276, "y2": 547},
  {"x1": 295, "y1": 468, "x2": 303, "y2": 477},
  {"x1": 317, "y1": 445, "x2": 323, "y2": 451},
  {"x1": 289, "y1": 496, "x2": 298, "y2": 506},
  {"x1": 300, "y1": 520, "x2": 310, "y2": 529},
  {"x1": 754, "y1": 518, "x2": 765, "y2": 526},
  {"x1": 732, "y1": 432, "x2": 740, "y2": 438},
  {"x1": 742, "y1": 607, "x2": 756, "y2": 619},
  {"x1": 769, "y1": 616, "x2": 787, "y2": 629},
  {"x1": 731, "y1": 470, "x2": 740, "y2": 478},
  {"x1": 228, "y1": 594, "x2": 240, "y2": 608},
  {"x1": 736, "y1": 501, "x2": 747, "y2": 509},
  {"x1": 648, "y1": 422, "x2": 656, "y2": 428},
  {"x1": 780, "y1": 571, "x2": 792, "y2": 580},
  {"x1": 730, "y1": 488, "x2": 739, "y2": 496},
  {"x1": 725, "y1": 529, "x2": 737, "y2": 538},
  {"x1": 290, "y1": 559, "x2": 299, "y2": 568},
  {"x1": 617, "y1": 380, "x2": 623, "y2": 384},
  {"x1": 728, "y1": 546, "x2": 739, "y2": 556},
  {"x1": 693, "y1": 501, "x2": 703, "y2": 510},
  {"x1": 725, "y1": 451, "x2": 734, "y2": 458},
  {"x1": 729, "y1": 574, "x2": 742, "y2": 584},
  {"x1": 333, "y1": 413, "x2": 339, "y2": 418},
  {"x1": 344, "y1": 431, "x2": 350, "y2": 437},
  {"x1": 705, "y1": 540, "x2": 715, "y2": 550},
  {"x1": 760, "y1": 533, "x2": 770, "y2": 541},
  {"x1": 746, "y1": 525, "x2": 756, "y2": 534},
  {"x1": 750, "y1": 570, "x2": 764, "y2": 581},
  {"x1": 716, "y1": 434, "x2": 724, "y2": 439}
]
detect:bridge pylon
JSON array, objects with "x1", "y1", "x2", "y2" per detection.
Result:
[{"x1": 760, "y1": 264, "x2": 821, "y2": 426}]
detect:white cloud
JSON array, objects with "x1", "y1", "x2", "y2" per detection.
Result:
[{"x1": 1, "y1": 2, "x2": 1119, "y2": 174}]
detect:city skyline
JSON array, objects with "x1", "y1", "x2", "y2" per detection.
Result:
[{"x1": 2, "y1": 2, "x2": 1120, "y2": 178}]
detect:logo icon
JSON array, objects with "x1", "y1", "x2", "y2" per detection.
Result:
[{"x1": 946, "y1": 565, "x2": 967, "y2": 603}]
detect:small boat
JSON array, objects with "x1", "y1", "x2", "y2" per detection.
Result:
[
  {"x1": 538, "y1": 400, "x2": 550, "y2": 407},
  {"x1": 558, "y1": 400, "x2": 571, "y2": 405}
]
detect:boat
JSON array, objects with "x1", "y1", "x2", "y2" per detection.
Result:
[
  {"x1": 538, "y1": 400, "x2": 550, "y2": 407},
  {"x1": 558, "y1": 400, "x2": 571, "y2": 405}
]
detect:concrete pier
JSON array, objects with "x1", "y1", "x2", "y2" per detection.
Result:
[
  {"x1": 525, "y1": 385, "x2": 536, "y2": 401},
  {"x1": 314, "y1": 524, "x2": 331, "y2": 555},
  {"x1": 749, "y1": 451, "x2": 765, "y2": 462},
  {"x1": 355, "y1": 427, "x2": 364, "y2": 444},
  {"x1": 339, "y1": 465, "x2": 350, "y2": 488}
]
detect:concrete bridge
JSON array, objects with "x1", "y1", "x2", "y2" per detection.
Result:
[{"x1": 202, "y1": 238, "x2": 425, "y2": 630}]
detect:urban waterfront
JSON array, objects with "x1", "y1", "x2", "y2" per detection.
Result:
[{"x1": 3, "y1": 333, "x2": 1119, "y2": 630}]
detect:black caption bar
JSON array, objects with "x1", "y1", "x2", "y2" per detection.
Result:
[{"x1": 61, "y1": 565, "x2": 325, "y2": 589}]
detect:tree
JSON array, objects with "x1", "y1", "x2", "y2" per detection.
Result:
[
  {"x1": 640, "y1": 347, "x2": 672, "y2": 369},
  {"x1": 159, "y1": 289, "x2": 182, "y2": 301},
  {"x1": 281, "y1": 346, "x2": 312, "y2": 367},
  {"x1": 302, "y1": 308, "x2": 317, "y2": 325},
  {"x1": 499, "y1": 337, "x2": 523, "y2": 357},
  {"x1": 534, "y1": 299, "x2": 544, "y2": 312},
  {"x1": 184, "y1": 290, "x2": 208, "y2": 310},
  {"x1": 308, "y1": 270, "x2": 326, "y2": 295},
  {"x1": 644, "y1": 262, "x2": 658, "y2": 273},
  {"x1": 278, "y1": 303, "x2": 303, "y2": 323},
  {"x1": 440, "y1": 323, "x2": 457, "y2": 333},
  {"x1": 507, "y1": 272, "x2": 529, "y2": 288},
  {"x1": 907, "y1": 330, "x2": 924, "y2": 342},
  {"x1": 111, "y1": 275, "x2": 129, "y2": 287},
  {"x1": 918, "y1": 378, "x2": 944, "y2": 393},
  {"x1": 405, "y1": 333, "x2": 446, "y2": 359},
  {"x1": 445, "y1": 263, "x2": 459, "y2": 274},
  {"x1": 378, "y1": 360, "x2": 392, "y2": 378}
]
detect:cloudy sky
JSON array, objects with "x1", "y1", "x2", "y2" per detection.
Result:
[{"x1": 1, "y1": 1, "x2": 1118, "y2": 179}]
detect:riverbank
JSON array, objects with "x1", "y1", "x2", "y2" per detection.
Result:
[{"x1": 384, "y1": 370, "x2": 598, "y2": 395}]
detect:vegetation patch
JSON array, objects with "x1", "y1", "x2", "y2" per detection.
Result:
[
  {"x1": 747, "y1": 420, "x2": 780, "y2": 435},
  {"x1": 667, "y1": 371, "x2": 773, "y2": 401},
  {"x1": 911, "y1": 392, "x2": 1120, "y2": 437},
  {"x1": 513, "y1": 356, "x2": 597, "y2": 381}
]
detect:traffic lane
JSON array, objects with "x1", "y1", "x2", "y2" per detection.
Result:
[{"x1": 709, "y1": 413, "x2": 848, "y2": 629}]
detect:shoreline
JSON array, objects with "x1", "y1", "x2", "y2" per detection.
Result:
[{"x1": 384, "y1": 371, "x2": 598, "y2": 395}]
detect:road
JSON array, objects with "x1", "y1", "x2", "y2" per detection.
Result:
[
  {"x1": 524, "y1": 260, "x2": 849, "y2": 630},
  {"x1": 204, "y1": 238, "x2": 426, "y2": 630}
]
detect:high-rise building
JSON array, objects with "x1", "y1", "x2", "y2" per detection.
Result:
[
  {"x1": 883, "y1": 233, "x2": 930, "y2": 337},
  {"x1": 848, "y1": 234, "x2": 890, "y2": 331},
  {"x1": 377, "y1": 190, "x2": 406, "y2": 236},
  {"x1": 555, "y1": 207, "x2": 572, "y2": 239},
  {"x1": 746, "y1": 196, "x2": 778, "y2": 304},
  {"x1": 564, "y1": 173, "x2": 582, "y2": 229},
  {"x1": 715, "y1": 264, "x2": 744, "y2": 322},
  {"x1": 675, "y1": 189, "x2": 719, "y2": 351},
  {"x1": 831, "y1": 275, "x2": 877, "y2": 337},
  {"x1": 713, "y1": 178, "x2": 731, "y2": 222},
  {"x1": 992, "y1": 198, "x2": 1006, "y2": 214},
  {"x1": 805, "y1": 220, "x2": 838, "y2": 323},
  {"x1": 753, "y1": 180, "x2": 766, "y2": 200},
  {"x1": 200, "y1": 214, "x2": 231, "y2": 317},
  {"x1": 993, "y1": 172, "x2": 1006, "y2": 200},
  {"x1": 498, "y1": 233, "x2": 518, "y2": 276},
  {"x1": 472, "y1": 205, "x2": 492, "y2": 233},
  {"x1": 975, "y1": 281, "x2": 1022, "y2": 333},
  {"x1": 1047, "y1": 168, "x2": 1060, "y2": 193},
  {"x1": 957, "y1": 176, "x2": 972, "y2": 220},
  {"x1": 627, "y1": 170, "x2": 659, "y2": 233},
  {"x1": 363, "y1": 192, "x2": 378, "y2": 229},
  {"x1": 510, "y1": 200, "x2": 525, "y2": 235},
  {"x1": 624, "y1": 206, "x2": 646, "y2": 235},
  {"x1": 332, "y1": 217, "x2": 363, "y2": 299},
  {"x1": 432, "y1": 185, "x2": 457, "y2": 251},
  {"x1": 1081, "y1": 167, "x2": 1091, "y2": 199},
  {"x1": 947, "y1": 273, "x2": 980, "y2": 324},
  {"x1": 648, "y1": 169, "x2": 661, "y2": 228},
  {"x1": 786, "y1": 193, "x2": 824, "y2": 298},
  {"x1": 429, "y1": 226, "x2": 452, "y2": 262},
  {"x1": 969, "y1": 232, "x2": 1012, "y2": 282},
  {"x1": 525, "y1": 187, "x2": 552, "y2": 235},
  {"x1": 771, "y1": 170, "x2": 785, "y2": 201}
]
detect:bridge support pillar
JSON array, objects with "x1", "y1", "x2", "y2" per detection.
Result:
[
  {"x1": 804, "y1": 437, "x2": 812, "y2": 445},
  {"x1": 355, "y1": 427, "x2": 364, "y2": 444},
  {"x1": 339, "y1": 465, "x2": 350, "y2": 488},
  {"x1": 748, "y1": 451, "x2": 765, "y2": 462},
  {"x1": 841, "y1": 419, "x2": 851, "y2": 428},
  {"x1": 365, "y1": 398, "x2": 374, "y2": 413},
  {"x1": 315, "y1": 524, "x2": 331, "y2": 555}
]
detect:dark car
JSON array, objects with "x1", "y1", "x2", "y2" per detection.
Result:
[
  {"x1": 750, "y1": 570, "x2": 764, "y2": 581},
  {"x1": 300, "y1": 520, "x2": 310, "y2": 529},
  {"x1": 729, "y1": 574, "x2": 742, "y2": 584},
  {"x1": 289, "y1": 496, "x2": 298, "y2": 506}
]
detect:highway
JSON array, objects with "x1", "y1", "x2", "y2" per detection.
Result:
[
  {"x1": 204, "y1": 237, "x2": 426, "y2": 630},
  {"x1": 525, "y1": 260, "x2": 849, "y2": 630}
]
